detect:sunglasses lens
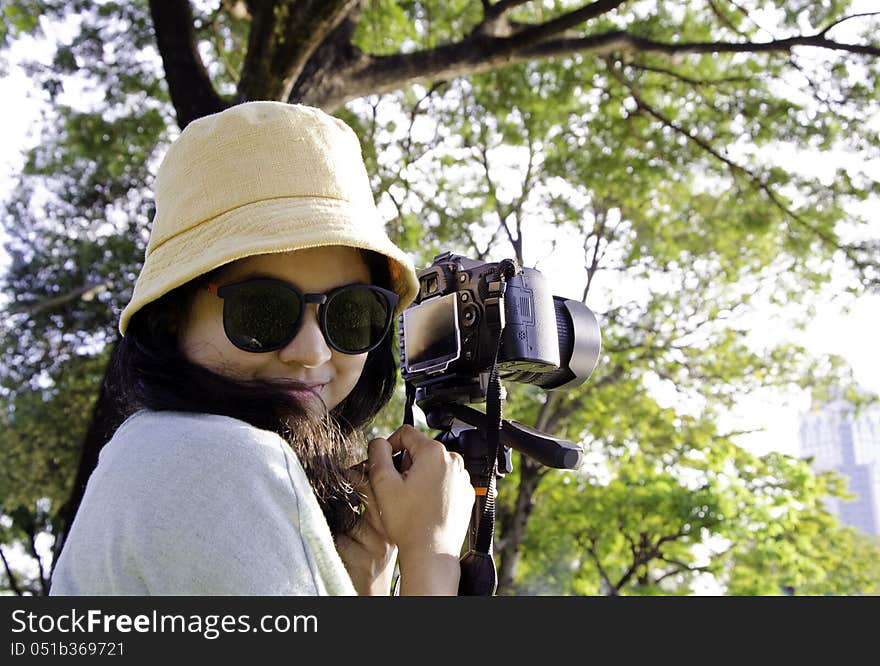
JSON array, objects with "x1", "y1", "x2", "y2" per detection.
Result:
[
  {"x1": 325, "y1": 286, "x2": 392, "y2": 353},
  {"x1": 223, "y1": 281, "x2": 302, "y2": 351}
]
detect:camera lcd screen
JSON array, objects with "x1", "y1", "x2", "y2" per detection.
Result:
[{"x1": 402, "y1": 293, "x2": 461, "y2": 374}]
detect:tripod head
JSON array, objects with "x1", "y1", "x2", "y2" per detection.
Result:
[{"x1": 425, "y1": 403, "x2": 583, "y2": 471}]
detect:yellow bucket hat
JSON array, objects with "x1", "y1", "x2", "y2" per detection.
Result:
[{"x1": 119, "y1": 101, "x2": 419, "y2": 335}]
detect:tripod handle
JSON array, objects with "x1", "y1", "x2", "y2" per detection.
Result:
[{"x1": 435, "y1": 404, "x2": 583, "y2": 469}]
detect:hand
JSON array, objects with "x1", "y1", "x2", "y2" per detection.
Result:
[
  {"x1": 367, "y1": 425, "x2": 476, "y2": 595},
  {"x1": 334, "y1": 462, "x2": 398, "y2": 596}
]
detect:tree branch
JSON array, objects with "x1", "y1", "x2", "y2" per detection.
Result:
[
  {"x1": 486, "y1": 0, "x2": 532, "y2": 21},
  {"x1": 627, "y1": 61, "x2": 753, "y2": 88},
  {"x1": 400, "y1": 81, "x2": 447, "y2": 161},
  {"x1": 513, "y1": 1, "x2": 629, "y2": 46},
  {"x1": 148, "y1": 0, "x2": 228, "y2": 128},
  {"x1": 724, "y1": 0, "x2": 776, "y2": 39},
  {"x1": 495, "y1": 455, "x2": 547, "y2": 593},
  {"x1": 530, "y1": 391, "x2": 559, "y2": 434},
  {"x1": 10, "y1": 282, "x2": 111, "y2": 317},
  {"x1": 583, "y1": 202, "x2": 609, "y2": 301},
  {"x1": 524, "y1": 30, "x2": 880, "y2": 61},
  {"x1": 0, "y1": 545, "x2": 24, "y2": 596},
  {"x1": 612, "y1": 554, "x2": 639, "y2": 594},
  {"x1": 238, "y1": 0, "x2": 360, "y2": 101},
  {"x1": 655, "y1": 529, "x2": 689, "y2": 548},
  {"x1": 477, "y1": 0, "x2": 544, "y2": 39},
  {"x1": 509, "y1": 132, "x2": 536, "y2": 264},
  {"x1": 209, "y1": 5, "x2": 242, "y2": 82},
  {"x1": 654, "y1": 559, "x2": 712, "y2": 583},
  {"x1": 475, "y1": 139, "x2": 521, "y2": 259},
  {"x1": 604, "y1": 60, "x2": 872, "y2": 273},
  {"x1": 817, "y1": 12, "x2": 880, "y2": 38},
  {"x1": 307, "y1": 20, "x2": 880, "y2": 111},
  {"x1": 706, "y1": 0, "x2": 748, "y2": 38},
  {"x1": 472, "y1": 221, "x2": 506, "y2": 260},
  {"x1": 287, "y1": 1, "x2": 366, "y2": 109},
  {"x1": 27, "y1": 527, "x2": 49, "y2": 596},
  {"x1": 581, "y1": 533, "x2": 616, "y2": 595}
]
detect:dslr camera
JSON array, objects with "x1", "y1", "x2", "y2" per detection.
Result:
[
  {"x1": 397, "y1": 252, "x2": 602, "y2": 595},
  {"x1": 398, "y1": 251, "x2": 602, "y2": 408}
]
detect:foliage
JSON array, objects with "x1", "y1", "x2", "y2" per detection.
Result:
[
  {"x1": 1, "y1": 0, "x2": 879, "y2": 594},
  {"x1": 0, "y1": 350, "x2": 109, "y2": 594}
]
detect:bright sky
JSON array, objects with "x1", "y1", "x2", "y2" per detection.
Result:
[{"x1": 1, "y1": 17, "x2": 878, "y2": 462}]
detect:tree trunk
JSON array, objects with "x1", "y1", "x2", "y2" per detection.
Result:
[
  {"x1": 496, "y1": 455, "x2": 543, "y2": 594},
  {"x1": 287, "y1": 4, "x2": 365, "y2": 109},
  {"x1": 0, "y1": 547, "x2": 24, "y2": 596},
  {"x1": 495, "y1": 391, "x2": 565, "y2": 593},
  {"x1": 148, "y1": 0, "x2": 228, "y2": 128},
  {"x1": 51, "y1": 338, "x2": 127, "y2": 578}
]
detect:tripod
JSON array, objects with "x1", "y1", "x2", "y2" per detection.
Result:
[{"x1": 421, "y1": 401, "x2": 583, "y2": 595}]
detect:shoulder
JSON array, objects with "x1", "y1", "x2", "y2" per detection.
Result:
[
  {"x1": 112, "y1": 409, "x2": 285, "y2": 459},
  {"x1": 52, "y1": 410, "x2": 338, "y2": 595},
  {"x1": 100, "y1": 410, "x2": 299, "y2": 491},
  {"x1": 88, "y1": 410, "x2": 320, "y2": 563}
]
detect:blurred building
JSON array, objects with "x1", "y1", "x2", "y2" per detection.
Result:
[{"x1": 799, "y1": 399, "x2": 880, "y2": 536}]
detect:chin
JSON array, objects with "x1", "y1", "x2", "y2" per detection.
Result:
[{"x1": 288, "y1": 387, "x2": 330, "y2": 412}]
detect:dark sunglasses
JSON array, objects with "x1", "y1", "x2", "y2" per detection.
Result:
[{"x1": 205, "y1": 278, "x2": 399, "y2": 355}]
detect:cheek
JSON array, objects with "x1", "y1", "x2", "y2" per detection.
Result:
[
  {"x1": 328, "y1": 352, "x2": 369, "y2": 407},
  {"x1": 179, "y1": 304, "x2": 264, "y2": 378}
]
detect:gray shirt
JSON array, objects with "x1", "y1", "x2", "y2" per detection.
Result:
[{"x1": 50, "y1": 410, "x2": 357, "y2": 595}]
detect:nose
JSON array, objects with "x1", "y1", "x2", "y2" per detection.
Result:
[{"x1": 277, "y1": 305, "x2": 332, "y2": 368}]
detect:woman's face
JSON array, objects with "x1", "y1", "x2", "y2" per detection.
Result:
[{"x1": 178, "y1": 246, "x2": 373, "y2": 412}]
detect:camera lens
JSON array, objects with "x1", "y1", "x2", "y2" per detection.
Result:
[{"x1": 502, "y1": 297, "x2": 601, "y2": 390}]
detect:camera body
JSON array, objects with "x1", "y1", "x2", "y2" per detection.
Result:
[{"x1": 398, "y1": 252, "x2": 601, "y2": 407}]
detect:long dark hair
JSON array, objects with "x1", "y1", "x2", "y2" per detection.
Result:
[{"x1": 102, "y1": 249, "x2": 398, "y2": 537}]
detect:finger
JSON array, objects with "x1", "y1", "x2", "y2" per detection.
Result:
[
  {"x1": 380, "y1": 427, "x2": 408, "y2": 455},
  {"x1": 364, "y1": 502, "x2": 392, "y2": 542},
  {"x1": 399, "y1": 450, "x2": 414, "y2": 474},
  {"x1": 386, "y1": 424, "x2": 442, "y2": 461},
  {"x1": 448, "y1": 451, "x2": 465, "y2": 472},
  {"x1": 367, "y1": 438, "x2": 403, "y2": 495},
  {"x1": 367, "y1": 437, "x2": 395, "y2": 472},
  {"x1": 358, "y1": 499, "x2": 383, "y2": 538}
]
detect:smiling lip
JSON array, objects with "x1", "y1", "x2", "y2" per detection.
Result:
[{"x1": 289, "y1": 383, "x2": 327, "y2": 392}]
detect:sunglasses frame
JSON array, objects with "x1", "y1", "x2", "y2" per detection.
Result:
[{"x1": 205, "y1": 277, "x2": 399, "y2": 355}]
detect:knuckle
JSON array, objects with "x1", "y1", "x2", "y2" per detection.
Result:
[
  {"x1": 429, "y1": 442, "x2": 447, "y2": 456},
  {"x1": 396, "y1": 424, "x2": 418, "y2": 439},
  {"x1": 368, "y1": 437, "x2": 387, "y2": 452},
  {"x1": 414, "y1": 434, "x2": 440, "y2": 452}
]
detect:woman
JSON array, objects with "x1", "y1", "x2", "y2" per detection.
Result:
[{"x1": 50, "y1": 101, "x2": 475, "y2": 596}]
